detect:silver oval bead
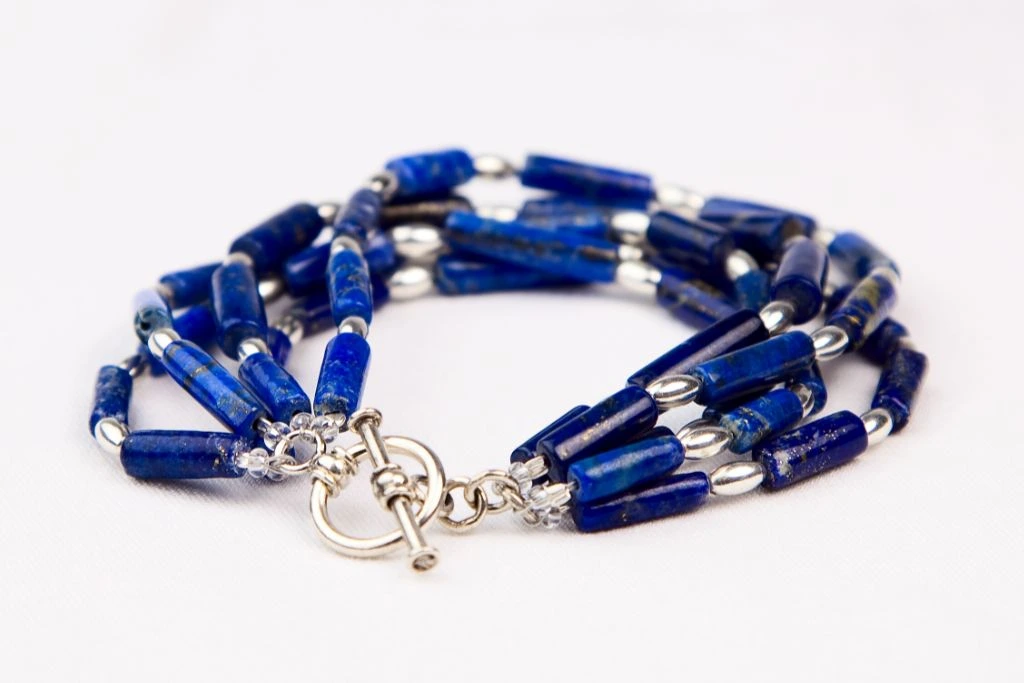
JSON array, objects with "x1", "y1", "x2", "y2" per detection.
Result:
[
  {"x1": 759, "y1": 300, "x2": 795, "y2": 336},
  {"x1": 812, "y1": 226, "x2": 837, "y2": 248},
  {"x1": 811, "y1": 325, "x2": 850, "y2": 361},
  {"x1": 790, "y1": 382, "x2": 815, "y2": 417},
  {"x1": 710, "y1": 461, "x2": 765, "y2": 496},
  {"x1": 330, "y1": 235, "x2": 362, "y2": 255},
  {"x1": 861, "y1": 408, "x2": 894, "y2": 447},
  {"x1": 387, "y1": 264, "x2": 434, "y2": 300},
  {"x1": 654, "y1": 184, "x2": 706, "y2": 214},
  {"x1": 237, "y1": 337, "x2": 270, "y2": 361},
  {"x1": 272, "y1": 314, "x2": 305, "y2": 345},
  {"x1": 677, "y1": 422, "x2": 732, "y2": 459},
  {"x1": 473, "y1": 154, "x2": 518, "y2": 179},
  {"x1": 338, "y1": 316, "x2": 368, "y2": 338},
  {"x1": 147, "y1": 327, "x2": 181, "y2": 360},
  {"x1": 365, "y1": 170, "x2": 399, "y2": 202},
  {"x1": 616, "y1": 243, "x2": 645, "y2": 262},
  {"x1": 224, "y1": 251, "x2": 255, "y2": 267},
  {"x1": 724, "y1": 249, "x2": 758, "y2": 281},
  {"x1": 94, "y1": 418, "x2": 129, "y2": 456},
  {"x1": 615, "y1": 260, "x2": 661, "y2": 296},
  {"x1": 609, "y1": 211, "x2": 651, "y2": 245},
  {"x1": 318, "y1": 202, "x2": 342, "y2": 225},
  {"x1": 258, "y1": 275, "x2": 286, "y2": 304},
  {"x1": 646, "y1": 374, "x2": 701, "y2": 411},
  {"x1": 475, "y1": 205, "x2": 518, "y2": 222},
  {"x1": 390, "y1": 223, "x2": 445, "y2": 260}
]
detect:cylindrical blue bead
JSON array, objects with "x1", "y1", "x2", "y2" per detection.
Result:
[
  {"x1": 656, "y1": 269, "x2": 739, "y2": 329},
  {"x1": 386, "y1": 149, "x2": 476, "y2": 200},
  {"x1": 292, "y1": 291, "x2": 334, "y2": 336},
  {"x1": 334, "y1": 189, "x2": 383, "y2": 242},
  {"x1": 516, "y1": 199, "x2": 609, "y2": 239},
  {"x1": 690, "y1": 331, "x2": 816, "y2": 406},
  {"x1": 872, "y1": 347, "x2": 928, "y2": 433},
  {"x1": 284, "y1": 243, "x2": 330, "y2": 296},
  {"x1": 537, "y1": 386, "x2": 659, "y2": 482},
  {"x1": 568, "y1": 433, "x2": 685, "y2": 505},
  {"x1": 519, "y1": 197, "x2": 635, "y2": 218},
  {"x1": 229, "y1": 203, "x2": 324, "y2": 273},
  {"x1": 572, "y1": 471, "x2": 710, "y2": 533},
  {"x1": 121, "y1": 430, "x2": 248, "y2": 480},
  {"x1": 718, "y1": 388, "x2": 805, "y2": 453},
  {"x1": 646, "y1": 211, "x2": 735, "y2": 272},
  {"x1": 328, "y1": 247, "x2": 373, "y2": 326},
  {"x1": 828, "y1": 231, "x2": 899, "y2": 279},
  {"x1": 211, "y1": 260, "x2": 267, "y2": 359},
  {"x1": 520, "y1": 154, "x2": 654, "y2": 204},
  {"x1": 825, "y1": 268, "x2": 899, "y2": 348},
  {"x1": 627, "y1": 309, "x2": 769, "y2": 388},
  {"x1": 380, "y1": 195, "x2": 472, "y2": 228},
  {"x1": 510, "y1": 405, "x2": 590, "y2": 465},
  {"x1": 161, "y1": 340, "x2": 266, "y2": 434},
  {"x1": 435, "y1": 254, "x2": 581, "y2": 295},
  {"x1": 788, "y1": 363, "x2": 827, "y2": 416},
  {"x1": 89, "y1": 365, "x2": 132, "y2": 432},
  {"x1": 238, "y1": 352, "x2": 311, "y2": 422},
  {"x1": 371, "y1": 273, "x2": 390, "y2": 309},
  {"x1": 364, "y1": 230, "x2": 398, "y2": 275},
  {"x1": 860, "y1": 319, "x2": 910, "y2": 365},
  {"x1": 158, "y1": 262, "x2": 218, "y2": 308},
  {"x1": 755, "y1": 410, "x2": 868, "y2": 490},
  {"x1": 771, "y1": 237, "x2": 828, "y2": 323},
  {"x1": 143, "y1": 304, "x2": 218, "y2": 376},
  {"x1": 698, "y1": 211, "x2": 810, "y2": 263},
  {"x1": 133, "y1": 289, "x2": 173, "y2": 344},
  {"x1": 445, "y1": 212, "x2": 619, "y2": 283},
  {"x1": 266, "y1": 327, "x2": 292, "y2": 365},
  {"x1": 733, "y1": 269, "x2": 771, "y2": 311},
  {"x1": 700, "y1": 196, "x2": 816, "y2": 234},
  {"x1": 314, "y1": 332, "x2": 371, "y2": 417}
]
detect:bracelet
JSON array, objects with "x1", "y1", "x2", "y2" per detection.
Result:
[{"x1": 89, "y1": 149, "x2": 928, "y2": 573}]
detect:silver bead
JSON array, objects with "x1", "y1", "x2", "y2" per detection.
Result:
[
  {"x1": 475, "y1": 205, "x2": 518, "y2": 222},
  {"x1": 710, "y1": 461, "x2": 765, "y2": 496},
  {"x1": 811, "y1": 325, "x2": 849, "y2": 361},
  {"x1": 272, "y1": 314, "x2": 305, "y2": 344},
  {"x1": 724, "y1": 249, "x2": 758, "y2": 281},
  {"x1": 258, "y1": 275, "x2": 286, "y2": 304},
  {"x1": 389, "y1": 223, "x2": 445, "y2": 260},
  {"x1": 609, "y1": 211, "x2": 651, "y2": 245},
  {"x1": 876, "y1": 265, "x2": 901, "y2": 285},
  {"x1": 646, "y1": 374, "x2": 701, "y2": 411},
  {"x1": 330, "y1": 235, "x2": 362, "y2": 256},
  {"x1": 224, "y1": 251, "x2": 254, "y2": 267},
  {"x1": 812, "y1": 227, "x2": 837, "y2": 248},
  {"x1": 147, "y1": 327, "x2": 181, "y2": 360},
  {"x1": 615, "y1": 260, "x2": 662, "y2": 296},
  {"x1": 153, "y1": 282, "x2": 175, "y2": 305},
  {"x1": 473, "y1": 153, "x2": 518, "y2": 179},
  {"x1": 337, "y1": 316, "x2": 368, "y2": 338},
  {"x1": 617, "y1": 243, "x2": 645, "y2": 262},
  {"x1": 654, "y1": 184, "x2": 706, "y2": 214},
  {"x1": 237, "y1": 337, "x2": 270, "y2": 361},
  {"x1": 790, "y1": 382, "x2": 815, "y2": 417},
  {"x1": 318, "y1": 202, "x2": 342, "y2": 225},
  {"x1": 861, "y1": 408, "x2": 894, "y2": 447},
  {"x1": 759, "y1": 300, "x2": 795, "y2": 335},
  {"x1": 94, "y1": 418, "x2": 129, "y2": 456},
  {"x1": 366, "y1": 170, "x2": 399, "y2": 202},
  {"x1": 387, "y1": 264, "x2": 434, "y2": 300},
  {"x1": 677, "y1": 422, "x2": 732, "y2": 459},
  {"x1": 118, "y1": 354, "x2": 147, "y2": 378}
]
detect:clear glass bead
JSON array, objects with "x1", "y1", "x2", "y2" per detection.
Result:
[
  {"x1": 291, "y1": 412, "x2": 314, "y2": 431},
  {"x1": 263, "y1": 422, "x2": 290, "y2": 449},
  {"x1": 311, "y1": 415, "x2": 340, "y2": 441},
  {"x1": 539, "y1": 507, "x2": 563, "y2": 529},
  {"x1": 243, "y1": 447, "x2": 270, "y2": 479}
]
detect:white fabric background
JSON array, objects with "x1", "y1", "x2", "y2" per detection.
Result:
[{"x1": 3, "y1": 1, "x2": 1021, "y2": 680}]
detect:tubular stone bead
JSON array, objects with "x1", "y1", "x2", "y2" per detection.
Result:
[
  {"x1": 510, "y1": 405, "x2": 591, "y2": 465},
  {"x1": 718, "y1": 388, "x2": 805, "y2": 453},
  {"x1": 771, "y1": 237, "x2": 829, "y2": 323},
  {"x1": 871, "y1": 347, "x2": 928, "y2": 433},
  {"x1": 828, "y1": 231, "x2": 899, "y2": 279},
  {"x1": 238, "y1": 352, "x2": 311, "y2": 422},
  {"x1": 434, "y1": 253, "x2": 582, "y2": 295},
  {"x1": 732, "y1": 269, "x2": 772, "y2": 310},
  {"x1": 334, "y1": 188, "x2": 383, "y2": 242},
  {"x1": 158, "y1": 262, "x2": 219, "y2": 309},
  {"x1": 266, "y1": 327, "x2": 292, "y2": 365},
  {"x1": 133, "y1": 289, "x2": 174, "y2": 345},
  {"x1": 380, "y1": 196, "x2": 473, "y2": 228},
  {"x1": 567, "y1": 433, "x2": 685, "y2": 505},
  {"x1": 646, "y1": 211, "x2": 736, "y2": 273},
  {"x1": 572, "y1": 471, "x2": 710, "y2": 533},
  {"x1": 656, "y1": 268, "x2": 740, "y2": 329},
  {"x1": 120, "y1": 430, "x2": 250, "y2": 479},
  {"x1": 327, "y1": 245, "x2": 374, "y2": 327},
  {"x1": 825, "y1": 267, "x2": 899, "y2": 349},
  {"x1": 89, "y1": 365, "x2": 132, "y2": 432},
  {"x1": 314, "y1": 332, "x2": 371, "y2": 418},
  {"x1": 385, "y1": 149, "x2": 476, "y2": 200},
  {"x1": 519, "y1": 154, "x2": 654, "y2": 204},
  {"x1": 229, "y1": 203, "x2": 324, "y2": 273},
  {"x1": 211, "y1": 260, "x2": 268, "y2": 359},
  {"x1": 754, "y1": 410, "x2": 868, "y2": 490},
  {"x1": 689, "y1": 331, "x2": 816, "y2": 407}
]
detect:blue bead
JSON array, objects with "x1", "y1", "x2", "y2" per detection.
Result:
[
  {"x1": 732, "y1": 269, "x2": 771, "y2": 310},
  {"x1": 211, "y1": 260, "x2": 267, "y2": 359},
  {"x1": 364, "y1": 230, "x2": 398, "y2": 275},
  {"x1": 229, "y1": 203, "x2": 324, "y2": 273},
  {"x1": 121, "y1": 430, "x2": 249, "y2": 480},
  {"x1": 327, "y1": 247, "x2": 373, "y2": 326},
  {"x1": 699, "y1": 210, "x2": 810, "y2": 263},
  {"x1": 860, "y1": 319, "x2": 909, "y2": 365},
  {"x1": 238, "y1": 352, "x2": 311, "y2": 422},
  {"x1": 292, "y1": 291, "x2": 335, "y2": 336},
  {"x1": 158, "y1": 262, "x2": 218, "y2": 308},
  {"x1": 700, "y1": 196, "x2": 815, "y2": 237},
  {"x1": 519, "y1": 196, "x2": 639, "y2": 218},
  {"x1": 143, "y1": 304, "x2": 218, "y2": 376},
  {"x1": 510, "y1": 405, "x2": 590, "y2": 465},
  {"x1": 690, "y1": 331, "x2": 816, "y2": 407},
  {"x1": 872, "y1": 347, "x2": 928, "y2": 433},
  {"x1": 371, "y1": 272, "x2": 391, "y2": 309},
  {"x1": 266, "y1": 327, "x2": 292, "y2": 365},
  {"x1": 568, "y1": 433, "x2": 685, "y2": 505},
  {"x1": 788, "y1": 362, "x2": 827, "y2": 416},
  {"x1": 826, "y1": 268, "x2": 899, "y2": 349},
  {"x1": 284, "y1": 243, "x2": 330, "y2": 296},
  {"x1": 386, "y1": 149, "x2": 476, "y2": 200},
  {"x1": 334, "y1": 188, "x2": 383, "y2": 242},
  {"x1": 646, "y1": 211, "x2": 735, "y2": 272},
  {"x1": 520, "y1": 154, "x2": 654, "y2": 205},
  {"x1": 755, "y1": 410, "x2": 868, "y2": 490},
  {"x1": 515, "y1": 199, "x2": 610, "y2": 239},
  {"x1": 162, "y1": 340, "x2": 266, "y2": 434},
  {"x1": 771, "y1": 237, "x2": 828, "y2": 323},
  {"x1": 627, "y1": 309, "x2": 768, "y2": 389},
  {"x1": 435, "y1": 254, "x2": 582, "y2": 295},
  {"x1": 828, "y1": 231, "x2": 899, "y2": 279},
  {"x1": 133, "y1": 288, "x2": 173, "y2": 344},
  {"x1": 445, "y1": 212, "x2": 620, "y2": 283},
  {"x1": 572, "y1": 471, "x2": 710, "y2": 533},
  {"x1": 314, "y1": 332, "x2": 370, "y2": 417},
  {"x1": 656, "y1": 268, "x2": 740, "y2": 329},
  {"x1": 89, "y1": 365, "x2": 132, "y2": 432},
  {"x1": 380, "y1": 195, "x2": 473, "y2": 228},
  {"x1": 718, "y1": 388, "x2": 804, "y2": 453},
  {"x1": 537, "y1": 386, "x2": 659, "y2": 482}
]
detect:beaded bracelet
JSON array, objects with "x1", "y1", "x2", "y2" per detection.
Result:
[{"x1": 89, "y1": 149, "x2": 928, "y2": 572}]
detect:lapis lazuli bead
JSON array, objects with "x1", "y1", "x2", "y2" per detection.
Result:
[
  {"x1": 284, "y1": 243, "x2": 330, "y2": 296},
  {"x1": 266, "y1": 327, "x2": 292, "y2": 365},
  {"x1": 520, "y1": 154, "x2": 654, "y2": 205},
  {"x1": 328, "y1": 246, "x2": 373, "y2": 326},
  {"x1": 385, "y1": 149, "x2": 476, "y2": 200},
  {"x1": 292, "y1": 291, "x2": 335, "y2": 336},
  {"x1": 697, "y1": 210, "x2": 809, "y2": 263},
  {"x1": 690, "y1": 331, "x2": 815, "y2": 407},
  {"x1": 121, "y1": 430, "x2": 249, "y2": 480},
  {"x1": 828, "y1": 231, "x2": 899, "y2": 279},
  {"x1": 860, "y1": 319, "x2": 909, "y2": 365},
  {"x1": 568, "y1": 432, "x2": 685, "y2": 505},
  {"x1": 755, "y1": 410, "x2": 868, "y2": 490},
  {"x1": 718, "y1": 388, "x2": 804, "y2": 454},
  {"x1": 364, "y1": 230, "x2": 398, "y2": 275},
  {"x1": 238, "y1": 352, "x2": 311, "y2": 422},
  {"x1": 211, "y1": 260, "x2": 267, "y2": 359},
  {"x1": 572, "y1": 471, "x2": 710, "y2": 533},
  {"x1": 435, "y1": 254, "x2": 581, "y2": 295},
  {"x1": 445, "y1": 212, "x2": 620, "y2": 283},
  {"x1": 826, "y1": 267, "x2": 899, "y2": 349},
  {"x1": 510, "y1": 405, "x2": 590, "y2": 465},
  {"x1": 656, "y1": 269, "x2": 740, "y2": 330},
  {"x1": 380, "y1": 195, "x2": 472, "y2": 228},
  {"x1": 515, "y1": 199, "x2": 609, "y2": 239},
  {"x1": 732, "y1": 269, "x2": 771, "y2": 311},
  {"x1": 700, "y1": 196, "x2": 815, "y2": 235},
  {"x1": 89, "y1": 365, "x2": 132, "y2": 432},
  {"x1": 334, "y1": 188, "x2": 383, "y2": 243},
  {"x1": 143, "y1": 304, "x2": 218, "y2": 376},
  {"x1": 537, "y1": 386, "x2": 659, "y2": 482},
  {"x1": 788, "y1": 362, "x2": 827, "y2": 416},
  {"x1": 646, "y1": 211, "x2": 735, "y2": 273},
  {"x1": 133, "y1": 288, "x2": 173, "y2": 344},
  {"x1": 314, "y1": 332, "x2": 370, "y2": 417},
  {"x1": 771, "y1": 237, "x2": 828, "y2": 323},
  {"x1": 872, "y1": 347, "x2": 928, "y2": 433},
  {"x1": 627, "y1": 309, "x2": 769, "y2": 389},
  {"x1": 229, "y1": 203, "x2": 324, "y2": 274},
  {"x1": 158, "y1": 262, "x2": 219, "y2": 309},
  {"x1": 162, "y1": 340, "x2": 266, "y2": 434}
]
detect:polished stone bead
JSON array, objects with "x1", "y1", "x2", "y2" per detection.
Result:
[
  {"x1": 516, "y1": 199, "x2": 609, "y2": 239},
  {"x1": 826, "y1": 267, "x2": 899, "y2": 349},
  {"x1": 520, "y1": 154, "x2": 654, "y2": 205},
  {"x1": 860, "y1": 319, "x2": 910, "y2": 365},
  {"x1": 238, "y1": 352, "x2": 311, "y2": 422},
  {"x1": 568, "y1": 433, "x2": 685, "y2": 505},
  {"x1": 828, "y1": 231, "x2": 899, "y2": 279},
  {"x1": 334, "y1": 188, "x2": 383, "y2": 242},
  {"x1": 284, "y1": 243, "x2": 330, "y2": 296},
  {"x1": 700, "y1": 196, "x2": 815, "y2": 243},
  {"x1": 371, "y1": 272, "x2": 390, "y2": 309},
  {"x1": 121, "y1": 430, "x2": 249, "y2": 479},
  {"x1": 89, "y1": 365, "x2": 132, "y2": 432},
  {"x1": 314, "y1": 332, "x2": 370, "y2": 417},
  {"x1": 328, "y1": 247, "x2": 373, "y2": 326},
  {"x1": 266, "y1": 327, "x2": 292, "y2": 365},
  {"x1": 690, "y1": 331, "x2": 815, "y2": 406},
  {"x1": 212, "y1": 260, "x2": 267, "y2": 359},
  {"x1": 872, "y1": 347, "x2": 928, "y2": 433},
  {"x1": 229, "y1": 203, "x2": 324, "y2": 273},
  {"x1": 364, "y1": 230, "x2": 398, "y2": 275},
  {"x1": 537, "y1": 386, "x2": 659, "y2": 482},
  {"x1": 162, "y1": 340, "x2": 266, "y2": 434},
  {"x1": 646, "y1": 211, "x2": 735, "y2": 272},
  {"x1": 771, "y1": 237, "x2": 828, "y2": 323},
  {"x1": 627, "y1": 309, "x2": 769, "y2": 388},
  {"x1": 380, "y1": 195, "x2": 472, "y2": 228},
  {"x1": 788, "y1": 362, "x2": 828, "y2": 416},
  {"x1": 510, "y1": 405, "x2": 590, "y2": 465},
  {"x1": 519, "y1": 196, "x2": 637, "y2": 218},
  {"x1": 435, "y1": 253, "x2": 582, "y2": 295},
  {"x1": 732, "y1": 269, "x2": 771, "y2": 311},
  {"x1": 386, "y1": 149, "x2": 476, "y2": 200},
  {"x1": 719, "y1": 388, "x2": 804, "y2": 453},
  {"x1": 657, "y1": 269, "x2": 740, "y2": 329},
  {"x1": 133, "y1": 288, "x2": 173, "y2": 344},
  {"x1": 144, "y1": 304, "x2": 218, "y2": 376},
  {"x1": 445, "y1": 211, "x2": 620, "y2": 283},
  {"x1": 755, "y1": 410, "x2": 868, "y2": 490},
  {"x1": 158, "y1": 262, "x2": 218, "y2": 308},
  {"x1": 572, "y1": 471, "x2": 710, "y2": 533}
]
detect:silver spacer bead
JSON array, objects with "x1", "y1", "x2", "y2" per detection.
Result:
[
  {"x1": 609, "y1": 211, "x2": 651, "y2": 245},
  {"x1": 654, "y1": 184, "x2": 706, "y2": 214},
  {"x1": 330, "y1": 235, "x2": 362, "y2": 256},
  {"x1": 710, "y1": 461, "x2": 765, "y2": 496},
  {"x1": 812, "y1": 227, "x2": 837, "y2": 249},
  {"x1": 224, "y1": 251, "x2": 255, "y2": 267},
  {"x1": 366, "y1": 170, "x2": 399, "y2": 202},
  {"x1": 237, "y1": 337, "x2": 270, "y2": 361},
  {"x1": 615, "y1": 260, "x2": 662, "y2": 296},
  {"x1": 147, "y1": 327, "x2": 181, "y2": 360},
  {"x1": 318, "y1": 202, "x2": 342, "y2": 226},
  {"x1": 94, "y1": 418, "x2": 129, "y2": 456},
  {"x1": 790, "y1": 382, "x2": 815, "y2": 418},
  {"x1": 677, "y1": 422, "x2": 733, "y2": 459},
  {"x1": 646, "y1": 374, "x2": 701, "y2": 411},
  {"x1": 118, "y1": 354, "x2": 147, "y2": 378},
  {"x1": 338, "y1": 316, "x2": 368, "y2": 338},
  {"x1": 153, "y1": 282, "x2": 175, "y2": 306},
  {"x1": 617, "y1": 243, "x2": 645, "y2": 262},
  {"x1": 387, "y1": 264, "x2": 434, "y2": 300},
  {"x1": 389, "y1": 223, "x2": 445, "y2": 260},
  {"x1": 473, "y1": 153, "x2": 519, "y2": 179},
  {"x1": 258, "y1": 275, "x2": 286, "y2": 304},
  {"x1": 861, "y1": 408, "x2": 894, "y2": 447},
  {"x1": 724, "y1": 249, "x2": 759, "y2": 281},
  {"x1": 760, "y1": 300, "x2": 796, "y2": 336},
  {"x1": 811, "y1": 325, "x2": 850, "y2": 361},
  {"x1": 475, "y1": 205, "x2": 519, "y2": 222},
  {"x1": 272, "y1": 314, "x2": 305, "y2": 345}
]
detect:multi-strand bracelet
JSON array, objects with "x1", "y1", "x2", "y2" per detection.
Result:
[{"x1": 89, "y1": 149, "x2": 927, "y2": 572}]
